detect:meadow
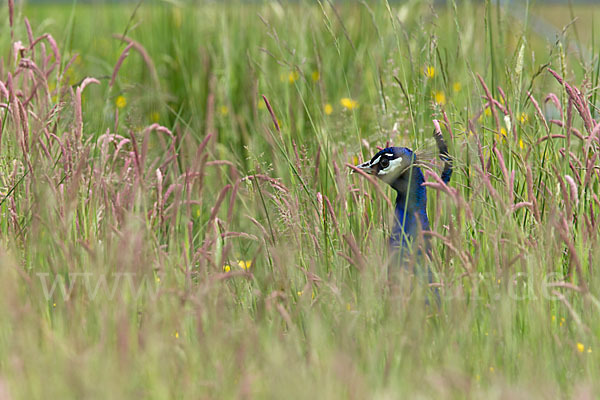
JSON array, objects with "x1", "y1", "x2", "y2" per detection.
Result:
[{"x1": 0, "y1": 0, "x2": 599, "y2": 398}]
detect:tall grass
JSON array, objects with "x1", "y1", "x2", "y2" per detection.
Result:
[{"x1": 0, "y1": 1, "x2": 598, "y2": 398}]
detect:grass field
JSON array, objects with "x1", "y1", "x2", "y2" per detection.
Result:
[{"x1": 1, "y1": 0, "x2": 599, "y2": 398}]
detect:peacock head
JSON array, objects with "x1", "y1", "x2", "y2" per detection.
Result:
[{"x1": 355, "y1": 147, "x2": 417, "y2": 186}]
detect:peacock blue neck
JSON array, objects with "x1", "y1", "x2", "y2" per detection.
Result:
[{"x1": 390, "y1": 166, "x2": 429, "y2": 249}]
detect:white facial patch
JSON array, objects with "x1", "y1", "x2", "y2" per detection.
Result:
[
  {"x1": 370, "y1": 155, "x2": 381, "y2": 166},
  {"x1": 377, "y1": 156, "x2": 404, "y2": 177}
]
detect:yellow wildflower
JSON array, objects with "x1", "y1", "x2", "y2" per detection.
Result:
[
  {"x1": 424, "y1": 66, "x2": 435, "y2": 78},
  {"x1": 311, "y1": 71, "x2": 320, "y2": 81},
  {"x1": 346, "y1": 303, "x2": 352, "y2": 311},
  {"x1": 340, "y1": 97, "x2": 358, "y2": 110},
  {"x1": 519, "y1": 112, "x2": 529, "y2": 124},
  {"x1": 453, "y1": 82, "x2": 462, "y2": 92},
  {"x1": 489, "y1": 367, "x2": 495, "y2": 373},
  {"x1": 588, "y1": 348, "x2": 592, "y2": 353},
  {"x1": 223, "y1": 264, "x2": 231, "y2": 273},
  {"x1": 297, "y1": 291, "x2": 303, "y2": 297},
  {"x1": 175, "y1": 331, "x2": 179, "y2": 339},
  {"x1": 519, "y1": 139, "x2": 525, "y2": 150},
  {"x1": 220, "y1": 105, "x2": 229, "y2": 116},
  {"x1": 115, "y1": 95, "x2": 127, "y2": 109},
  {"x1": 496, "y1": 128, "x2": 507, "y2": 143},
  {"x1": 288, "y1": 71, "x2": 299, "y2": 84},
  {"x1": 577, "y1": 342, "x2": 585, "y2": 353},
  {"x1": 155, "y1": 276, "x2": 161, "y2": 283},
  {"x1": 238, "y1": 260, "x2": 252, "y2": 270},
  {"x1": 551, "y1": 315, "x2": 556, "y2": 322},
  {"x1": 324, "y1": 103, "x2": 333, "y2": 115},
  {"x1": 53, "y1": 303, "x2": 56, "y2": 308},
  {"x1": 434, "y1": 91, "x2": 446, "y2": 105}
]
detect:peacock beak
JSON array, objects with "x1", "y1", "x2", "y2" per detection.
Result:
[{"x1": 355, "y1": 161, "x2": 376, "y2": 175}]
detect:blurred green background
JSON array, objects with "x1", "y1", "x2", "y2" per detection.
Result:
[{"x1": 0, "y1": 0, "x2": 599, "y2": 398}]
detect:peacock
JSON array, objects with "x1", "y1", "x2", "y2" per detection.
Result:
[{"x1": 355, "y1": 124, "x2": 452, "y2": 285}]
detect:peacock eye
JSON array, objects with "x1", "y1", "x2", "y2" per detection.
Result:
[{"x1": 380, "y1": 158, "x2": 390, "y2": 168}]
